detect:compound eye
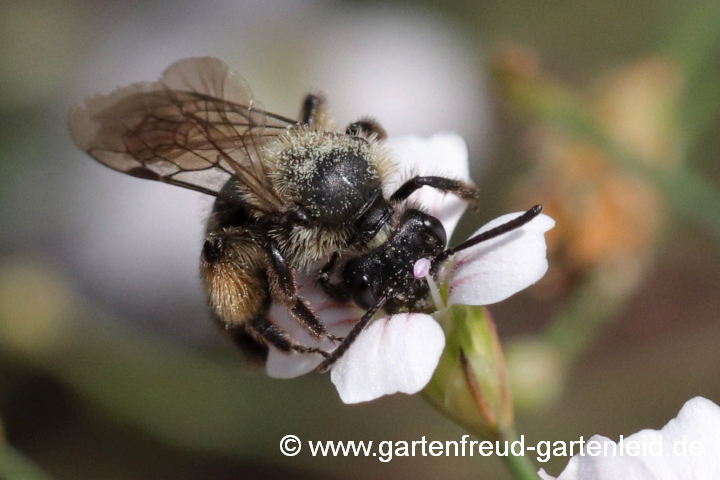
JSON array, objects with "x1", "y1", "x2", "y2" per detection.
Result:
[
  {"x1": 345, "y1": 262, "x2": 376, "y2": 310},
  {"x1": 423, "y1": 214, "x2": 447, "y2": 247}
]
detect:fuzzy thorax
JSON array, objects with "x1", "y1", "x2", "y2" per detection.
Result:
[{"x1": 265, "y1": 126, "x2": 395, "y2": 219}]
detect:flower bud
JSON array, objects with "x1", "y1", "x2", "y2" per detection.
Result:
[{"x1": 424, "y1": 305, "x2": 513, "y2": 440}]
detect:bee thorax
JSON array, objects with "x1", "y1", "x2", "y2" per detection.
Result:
[{"x1": 269, "y1": 129, "x2": 386, "y2": 225}]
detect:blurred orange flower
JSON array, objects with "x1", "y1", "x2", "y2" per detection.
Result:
[{"x1": 494, "y1": 49, "x2": 685, "y2": 293}]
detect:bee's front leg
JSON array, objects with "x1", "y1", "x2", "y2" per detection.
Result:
[
  {"x1": 317, "y1": 252, "x2": 350, "y2": 304},
  {"x1": 390, "y1": 175, "x2": 478, "y2": 209}
]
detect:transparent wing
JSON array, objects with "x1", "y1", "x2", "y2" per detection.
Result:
[{"x1": 69, "y1": 57, "x2": 297, "y2": 212}]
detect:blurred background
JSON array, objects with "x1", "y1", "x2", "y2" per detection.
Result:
[{"x1": 1, "y1": 0, "x2": 720, "y2": 478}]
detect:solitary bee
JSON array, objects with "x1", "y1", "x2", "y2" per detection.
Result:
[{"x1": 70, "y1": 57, "x2": 540, "y2": 367}]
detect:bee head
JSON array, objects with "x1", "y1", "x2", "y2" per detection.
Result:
[{"x1": 342, "y1": 209, "x2": 446, "y2": 311}]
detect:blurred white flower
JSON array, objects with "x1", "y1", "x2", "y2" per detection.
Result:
[
  {"x1": 267, "y1": 133, "x2": 554, "y2": 404},
  {"x1": 539, "y1": 397, "x2": 720, "y2": 480},
  {"x1": 305, "y1": 7, "x2": 491, "y2": 143}
]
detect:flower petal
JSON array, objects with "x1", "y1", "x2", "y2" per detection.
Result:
[
  {"x1": 265, "y1": 278, "x2": 365, "y2": 379},
  {"x1": 543, "y1": 397, "x2": 720, "y2": 480},
  {"x1": 330, "y1": 313, "x2": 445, "y2": 404},
  {"x1": 558, "y1": 439, "x2": 656, "y2": 480},
  {"x1": 384, "y1": 133, "x2": 472, "y2": 239},
  {"x1": 537, "y1": 469, "x2": 556, "y2": 480},
  {"x1": 632, "y1": 396, "x2": 720, "y2": 480},
  {"x1": 448, "y1": 213, "x2": 555, "y2": 305}
]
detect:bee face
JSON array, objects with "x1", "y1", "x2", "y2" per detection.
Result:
[{"x1": 342, "y1": 208, "x2": 447, "y2": 312}]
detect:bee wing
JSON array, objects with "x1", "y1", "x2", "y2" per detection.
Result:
[{"x1": 69, "y1": 57, "x2": 295, "y2": 212}]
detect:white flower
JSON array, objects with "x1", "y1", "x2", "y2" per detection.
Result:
[
  {"x1": 539, "y1": 397, "x2": 720, "y2": 480},
  {"x1": 383, "y1": 133, "x2": 472, "y2": 236},
  {"x1": 266, "y1": 133, "x2": 554, "y2": 404}
]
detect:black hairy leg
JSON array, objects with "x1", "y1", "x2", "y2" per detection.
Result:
[
  {"x1": 247, "y1": 315, "x2": 330, "y2": 357},
  {"x1": 317, "y1": 252, "x2": 351, "y2": 303},
  {"x1": 265, "y1": 241, "x2": 339, "y2": 341},
  {"x1": 390, "y1": 175, "x2": 478, "y2": 207}
]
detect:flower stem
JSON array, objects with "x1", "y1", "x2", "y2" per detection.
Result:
[
  {"x1": 498, "y1": 431, "x2": 540, "y2": 480},
  {"x1": 0, "y1": 443, "x2": 52, "y2": 480},
  {"x1": 491, "y1": 45, "x2": 720, "y2": 244}
]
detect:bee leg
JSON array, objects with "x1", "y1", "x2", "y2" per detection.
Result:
[
  {"x1": 247, "y1": 315, "x2": 330, "y2": 358},
  {"x1": 390, "y1": 176, "x2": 478, "y2": 208},
  {"x1": 317, "y1": 252, "x2": 351, "y2": 303},
  {"x1": 300, "y1": 93, "x2": 334, "y2": 130},
  {"x1": 316, "y1": 294, "x2": 388, "y2": 372},
  {"x1": 315, "y1": 253, "x2": 348, "y2": 343},
  {"x1": 265, "y1": 241, "x2": 329, "y2": 341},
  {"x1": 345, "y1": 118, "x2": 387, "y2": 140}
]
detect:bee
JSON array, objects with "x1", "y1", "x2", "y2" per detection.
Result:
[
  {"x1": 315, "y1": 205, "x2": 543, "y2": 371},
  {"x1": 70, "y1": 57, "x2": 540, "y2": 368}
]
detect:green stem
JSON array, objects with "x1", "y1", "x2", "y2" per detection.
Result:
[
  {"x1": 681, "y1": 61, "x2": 720, "y2": 153},
  {"x1": 498, "y1": 431, "x2": 540, "y2": 480},
  {"x1": 501, "y1": 76, "x2": 720, "y2": 242},
  {"x1": 570, "y1": 121, "x2": 720, "y2": 242},
  {"x1": 0, "y1": 444, "x2": 52, "y2": 480},
  {"x1": 662, "y1": 3, "x2": 720, "y2": 157},
  {"x1": 544, "y1": 267, "x2": 634, "y2": 362},
  {"x1": 421, "y1": 390, "x2": 532, "y2": 480},
  {"x1": 661, "y1": 2, "x2": 720, "y2": 83}
]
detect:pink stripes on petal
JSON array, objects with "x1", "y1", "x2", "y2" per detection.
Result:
[
  {"x1": 316, "y1": 301, "x2": 353, "y2": 312},
  {"x1": 381, "y1": 316, "x2": 392, "y2": 334},
  {"x1": 453, "y1": 247, "x2": 490, "y2": 270},
  {"x1": 335, "y1": 317, "x2": 362, "y2": 327},
  {"x1": 449, "y1": 272, "x2": 484, "y2": 294}
]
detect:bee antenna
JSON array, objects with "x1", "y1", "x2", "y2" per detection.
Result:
[{"x1": 433, "y1": 205, "x2": 543, "y2": 266}]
